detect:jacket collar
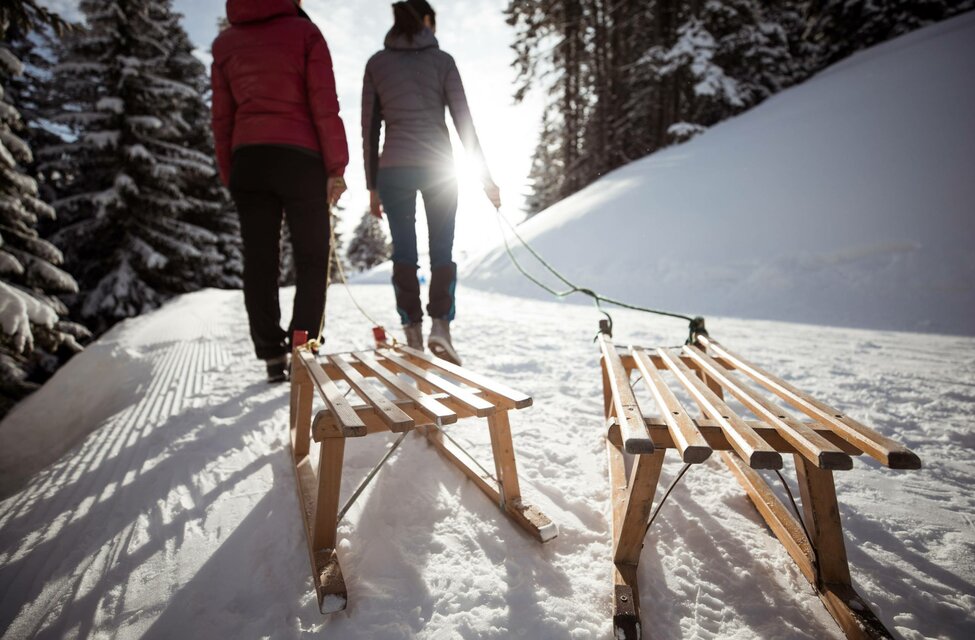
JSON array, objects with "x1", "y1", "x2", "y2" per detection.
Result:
[
  {"x1": 384, "y1": 27, "x2": 439, "y2": 51},
  {"x1": 227, "y1": 0, "x2": 298, "y2": 25}
]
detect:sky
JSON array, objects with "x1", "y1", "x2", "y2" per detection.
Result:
[{"x1": 40, "y1": 0, "x2": 543, "y2": 257}]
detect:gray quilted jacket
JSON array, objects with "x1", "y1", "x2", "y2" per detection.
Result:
[{"x1": 361, "y1": 28, "x2": 491, "y2": 189}]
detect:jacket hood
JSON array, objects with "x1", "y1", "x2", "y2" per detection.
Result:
[
  {"x1": 384, "y1": 27, "x2": 439, "y2": 51},
  {"x1": 227, "y1": 0, "x2": 298, "y2": 25}
]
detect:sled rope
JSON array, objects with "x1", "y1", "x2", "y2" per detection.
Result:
[
  {"x1": 337, "y1": 430, "x2": 410, "y2": 523},
  {"x1": 772, "y1": 468, "x2": 822, "y2": 586},
  {"x1": 644, "y1": 463, "x2": 693, "y2": 535},
  {"x1": 493, "y1": 206, "x2": 699, "y2": 340},
  {"x1": 306, "y1": 206, "x2": 393, "y2": 351}
]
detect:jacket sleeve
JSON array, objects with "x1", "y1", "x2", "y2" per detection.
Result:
[
  {"x1": 444, "y1": 56, "x2": 494, "y2": 186},
  {"x1": 306, "y1": 28, "x2": 349, "y2": 178},
  {"x1": 361, "y1": 62, "x2": 382, "y2": 190},
  {"x1": 210, "y1": 59, "x2": 235, "y2": 187}
]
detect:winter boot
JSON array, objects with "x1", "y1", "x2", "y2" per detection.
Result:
[
  {"x1": 427, "y1": 262, "x2": 457, "y2": 321},
  {"x1": 428, "y1": 318, "x2": 461, "y2": 365},
  {"x1": 265, "y1": 354, "x2": 290, "y2": 383},
  {"x1": 403, "y1": 323, "x2": 424, "y2": 350},
  {"x1": 392, "y1": 263, "x2": 423, "y2": 325}
]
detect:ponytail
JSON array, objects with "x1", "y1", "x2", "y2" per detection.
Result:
[{"x1": 390, "y1": 0, "x2": 435, "y2": 42}]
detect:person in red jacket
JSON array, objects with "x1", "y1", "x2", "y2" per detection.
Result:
[{"x1": 211, "y1": 0, "x2": 348, "y2": 382}]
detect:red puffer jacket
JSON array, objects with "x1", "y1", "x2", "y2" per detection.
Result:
[{"x1": 211, "y1": 0, "x2": 348, "y2": 185}]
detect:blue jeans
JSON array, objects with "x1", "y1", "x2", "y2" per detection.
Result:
[{"x1": 377, "y1": 166, "x2": 458, "y2": 324}]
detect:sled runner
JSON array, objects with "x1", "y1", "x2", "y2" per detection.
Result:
[
  {"x1": 288, "y1": 335, "x2": 557, "y2": 613},
  {"x1": 599, "y1": 322, "x2": 920, "y2": 640}
]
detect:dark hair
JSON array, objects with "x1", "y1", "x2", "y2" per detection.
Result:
[{"x1": 390, "y1": 0, "x2": 435, "y2": 42}]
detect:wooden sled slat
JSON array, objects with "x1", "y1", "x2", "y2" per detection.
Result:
[
  {"x1": 378, "y1": 349, "x2": 496, "y2": 417},
  {"x1": 641, "y1": 416, "x2": 863, "y2": 456},
  {"x1": 352, "y1": 350, "x2": 457, "y2": 426},
  {"x1": 328, "y1": 353, "x2": 414, "y2": 432},
  {"x1": 697, "y1": 336, "x2": 920, "y2": 469},
  {"x1": 395, "y1": 345, "x2": 533, "y2": 410},
  {"x1": 631, "y1": 347, "x2": 711, "y2": 463},
  {"x1": 658, "y1": 348, "x2": 782, "y2": 469},
  {"x1": 600, "y1": 334, "x2": 654, "y2": 454},
  {"x1": 298, "y1": 349, "x2": 366, "y2": 437},
  {"x1": 684, "y1": 345, "x2": 852, "y2": 470}
]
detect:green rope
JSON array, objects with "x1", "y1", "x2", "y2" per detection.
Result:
[{"x1": 493, "y1": 207, "x2": 697, "y2": 338}]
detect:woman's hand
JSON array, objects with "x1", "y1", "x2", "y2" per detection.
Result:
[
  {"x1": 484, "y1": 182, "x2": 501, "y2": 210},
  {"x1": 327, "y1": 176, "x2": 347, "y2": 206},
  {"x1": 370, "y1": 190, "x2": 384, "y2": 218}
]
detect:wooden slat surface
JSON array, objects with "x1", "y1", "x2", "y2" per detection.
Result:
[
  {"x1": 658, "y1": 348, "x2": 782, "y2": 469},
  {"x1": 631, "y1": 347, "x2": 711, "y2": 464},
  {"x1": 379, "y1": 349, "x2": 496, "y2": 417},
  {"x1": 329, "y1": 353, "x2": 414, "y2": 432},
  {"x1": 352, "y1": 351, "x2": 457, "y2": 426},
  {"x1": 395, "y1": 345, "x2": 532, "y2": 410},
  {"x1": 640, "y1": 416, "x2": 863, "y2": 455},
  {"x1": 697, "y1": 336, "x2": 920, "y2": 469},
  {"x1": 298, "y1": 350, "x2": 366, "y2": 436},
  {"x1": 683, "y1": 345, "x2": 852, "y2": 470},
  {"x1": 599, "y1": 334, "x2": 654, "y2": 454}
]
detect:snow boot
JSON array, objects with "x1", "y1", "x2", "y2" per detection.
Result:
[
  {"x1": 266, "y1": 354, "x2": 290, "y2": 383},
  {"x1": 392, "y1": 263, "x2": 423, "y2": 325},
  {"x1": 428, "y1": 318, "x2": 461, "y2": 365},
  {"x1": 403, "y1": 323, "x2": 424, "y2": 350}
]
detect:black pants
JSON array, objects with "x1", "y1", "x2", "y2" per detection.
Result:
[{"x1": 230, "y1": 145, "x2": 330, "y2": 360}]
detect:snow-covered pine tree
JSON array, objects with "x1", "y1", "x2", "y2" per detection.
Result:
[
  {"x1": 640, "y1": 0, "x2": 795, "y2": 143},
  {"x1": 163, "y1": 8, "x2": 242, "y2": 289},
  {"x1": 43, "y1": 0, "x2": 232, "y2": 334},
  {"x1": 0, "y1": 1, "x2": 88, "y2": 416},
  {"x1": 806, "y1": 0, "x2": 975, "y2": 68},
  {"x1": 5, "y1": 22, "x2": 62, "y2": 203},
  {"x1": 346, "y1": 209, "x2": 390, "y2": 273},
  {"x1": 524, "y1": 110, "x2": 565, "y2": 215}
]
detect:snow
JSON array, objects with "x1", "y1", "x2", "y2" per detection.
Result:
[
  {"x1": 0, "y1": 281, "x2": 58, "y2": 353},
  {"x1": 1, "y1": 9, "x2": 973, "y2": 640},
  {"x1": 95, "y1": 97, "x2": 124, "y2": 114},
  {"x1": 464, "y1": 12, "x2": 975, "y2": 337},
  {"x1": 0, "y1": 285, "x2": 972, "y2": 639}
]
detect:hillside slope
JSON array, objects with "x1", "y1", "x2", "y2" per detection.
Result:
[{"x1": 464, "y1": 12, "x2": 975, "y2": 336}]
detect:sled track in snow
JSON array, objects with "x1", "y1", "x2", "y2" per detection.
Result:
[{"x1": 0, "y1": 338, "x2": 236, "y2": 636}]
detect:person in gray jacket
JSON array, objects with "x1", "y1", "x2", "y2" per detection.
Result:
[{"x1": 362, "y1": 0, "x2": 500, "y2": 365}]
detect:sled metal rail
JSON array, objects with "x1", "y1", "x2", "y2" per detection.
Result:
[
  {"x1": 600, "y1": 330, "x2": 920, "y2": 640},
  {"x1": 289, "y1": 343, "x2": 556, "y2": 613}
]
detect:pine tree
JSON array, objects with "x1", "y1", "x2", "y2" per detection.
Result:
[
  {"x1": 42, "y1": 0, "x2": 233, "y2": 334},
  {"x1": 164, "y1": 9, "x2": 242, "y2": 289},
  {"x1": 0, "y1": 1, "x2": 88, "y2": 416},
  {"x1": 806, "y1": 0, "x2": 975, "y2": 68},
  {"x1": 346, "y1": 209, "x2": 390, "y2": 273}
]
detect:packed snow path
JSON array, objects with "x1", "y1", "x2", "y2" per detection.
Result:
[{"x1": 1, "y1": 286, "x2": 973, "y2": 639}]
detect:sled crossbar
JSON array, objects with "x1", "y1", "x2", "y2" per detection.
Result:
[
  {"x1": 600, "y1": 332, "x2": 920, "y2": 640},
  {"x1": 289, "y1": 344, "x2": 556, "y2": 613}
]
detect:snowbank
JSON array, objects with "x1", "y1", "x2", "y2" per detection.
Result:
[
  {"x1": 463, "y1": 12, "x2": 975, "y2": 336},
  {"x1": 0, "y1": 290, "x2": 239, "y2": 498}
]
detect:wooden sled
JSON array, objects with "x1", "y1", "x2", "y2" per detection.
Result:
[
  {"x1": 599, "y1": 326, "x2": 920, "y2": 640},
  {"x1": 288, "y1": 341, "x2": 557, "y2": 613}
]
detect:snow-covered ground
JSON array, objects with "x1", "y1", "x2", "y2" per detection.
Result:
[
  {"x1": 1, "y1": 284, "x2": 973, "y2": 639},
  {"x1": 464, "y1": 12, "x2": 975, "y2": 337},
  {"x1": 3, "y1": 9, "x2": 974, "y2": 640}
]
